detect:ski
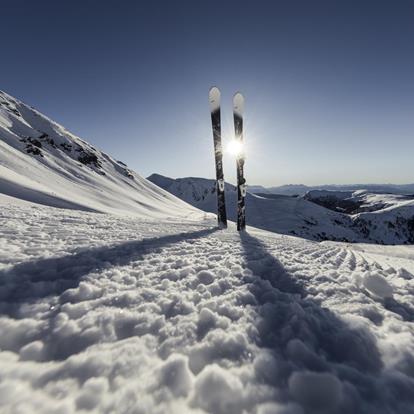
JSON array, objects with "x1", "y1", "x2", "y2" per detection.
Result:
[
  {"x1": 233, "y1": 92, "x2": 246, "y2": 231},
  {"x1": 209, "y1": 86, "x2": 227, "y2": 228}
]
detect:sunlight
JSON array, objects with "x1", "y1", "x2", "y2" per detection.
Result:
[{"x1": 226, "y1": 139, "x2": 244, "y2": 157}]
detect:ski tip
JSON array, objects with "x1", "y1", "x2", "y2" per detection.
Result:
[
  {"x1": 209, "y1": 86, "x2": 221, "y2": 111},
  {"x1": 233, "y1": 92, "x2": 244, "y2": 115}
]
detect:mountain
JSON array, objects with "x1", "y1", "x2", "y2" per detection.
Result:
[
  {"x1": 248, "y1": 184, "x2": 311, "y2": 196},
  {"x1": 304, "y1": 189, "x2": 414, "y2": 214},
  {"x1": 248, "y1": 183, "x2": 414, "y2": 196},
  {"x1": 1, "y1": 93, "x2": 413, "y2": 413},
  {"x1": 148, "y1": 174, "x2": 414, "y2": 244},
  {"x1": 0, "y1": 90, "x2": 203, "y2": 219}
]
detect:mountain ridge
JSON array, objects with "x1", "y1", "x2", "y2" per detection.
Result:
[
  {"x1": 248, "y1": 183, "x2": 414, "y2": 196},
  {"x1": 148, "y1": 173, "x2": 414, "y2": 244},
  {"x1": 0, "y1": 90, "x2": 204, "y2": 219}
]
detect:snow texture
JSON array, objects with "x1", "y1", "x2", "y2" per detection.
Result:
[{"x1": 1, "y1": 201, "x2": 414, "y2": 413}]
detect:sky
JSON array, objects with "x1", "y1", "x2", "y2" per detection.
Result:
[{"x1": 1, "y1": 0, "x2": 413, "y2": 186}]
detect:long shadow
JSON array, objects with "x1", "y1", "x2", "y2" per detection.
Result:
[
  {"x1": 0, "y1": 226, "x2": 219, "y2": 361},
  {"x1": 0, "y1": 227, "x2": 218, "y2": 313},
  {"x1": 239, "y1": 232, "x2": 413, "y2": 411}
]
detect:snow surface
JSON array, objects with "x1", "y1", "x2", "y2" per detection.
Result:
[{"x1": 1, "y1": 200, "x2": 414, "y2": 413}]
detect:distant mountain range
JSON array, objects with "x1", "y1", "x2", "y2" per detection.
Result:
[
  {"x1": 148, "y1": 173, "x2": 414, "y2": 244},
  {"x1": 248, "y1": 183, "x2": 414, "y2": 196}
]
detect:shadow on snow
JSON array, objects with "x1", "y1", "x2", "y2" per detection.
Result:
[
  {"x1": 0, "y1": 226, "x2": 218, "y2": 307},
  {"x1": 239, "y1": 231, "x2": 413, "y2": 412},
  {"x1": 0, "y1": 226, "x2": 219, "y2": 360}
]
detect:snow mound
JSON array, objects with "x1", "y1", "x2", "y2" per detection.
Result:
[
  {"x1": 192, "y1": 364, "x2": 244, "y2": 414},
  {"x1": 362, "y1": 272, "x2": 394, "y2": 299}
]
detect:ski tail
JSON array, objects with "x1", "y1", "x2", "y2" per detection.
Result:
[
  {"x1": 233, "y1": 92, "x2": 246, "y2": 231},
  {"x1": 209, "y1": 86, "x2": 227, "y2": 228}
]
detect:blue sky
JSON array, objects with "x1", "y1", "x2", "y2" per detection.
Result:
[{"x1": 1, "y1": 0, "x2": 413, "y2": 185}]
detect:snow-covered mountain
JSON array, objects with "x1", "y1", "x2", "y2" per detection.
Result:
[
  {"x1": 303, "y1": 190, "x2": 414, "y2": 243},
  {"x1": 0, "y1": 90, "x2": 203, "y2": 219},
  {"x1": 304, "y1": 189, "x2": 414, "y2": 214},
  {"x1": 248, "y1": 183, "x2": 414, "y2": 196},
  {"x1": 148, "y1": 174, "x2": 414, "y2": 244}
]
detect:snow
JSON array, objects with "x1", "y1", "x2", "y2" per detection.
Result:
[
  {"x1": 360, "y1": 272, "x2": 394, "y2": 299},
  {"x1": 148, "y1": 174, "x2": 414, "y2": 244},
  {"x1": 0, "y1": 90, "x2": 204, "y2": 220},
  {"x1": 348, "y1": 243, "x2": 414, "y2": 273},
  {"x1": 288, "y1": 371, "x2": 343, "y2": 412},
  {"x1": 147, "y1": 174, "x2": 358, "y2": 242},
  {"x1": 1, "y1": 200, "x2": 413, "y2": 413},
  {"x1": 248, "y1": 183, "x2": 414, "y2": 197},
  {"x1": 306, "y1": 189, "x2": 354, "y2": 200},
  {"x1": 305, "y1": 188, "x2": 414, "y2": 215},
  {"x1": 1, "y1": 90, "x2": 414, "y2": 412},
  {"x1": 158, "y1": 354, "x2": 194, "y2": 398},
  {"x1": 193, "y1": 364, "x2": 244, "y2": 414}
]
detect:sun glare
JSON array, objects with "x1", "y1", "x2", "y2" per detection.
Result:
[{"x1": 227, "y1": 140, "x2": 244, "y2": 157}]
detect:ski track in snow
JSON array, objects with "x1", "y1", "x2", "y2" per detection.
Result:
[{"x1": 1, "y1": 203, "x2": 414, "y2": 413}]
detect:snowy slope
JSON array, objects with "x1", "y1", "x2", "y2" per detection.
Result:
[
  {"x1": 0, "y1": 201, "x2": 413, "y2": 413},
  {"x1": 146, "y1": 174, "x2": 356, "y2": 241},
  {"x1": 0, "y1": 91, "x2": 203, "y2": 219},
  {"x1": 148, "y1": 174, "x2": 414, "y2": 244}
]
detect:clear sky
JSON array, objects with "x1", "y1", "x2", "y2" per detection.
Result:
[{"x1": 1, "y1": 0, "x2": 413, "y2": 186}]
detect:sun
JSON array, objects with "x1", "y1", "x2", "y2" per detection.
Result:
[{"x1": 226, "y1": 140, "x2": 244, "y2": 157}]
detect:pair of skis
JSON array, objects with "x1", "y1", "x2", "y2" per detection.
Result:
[{"x1": 209, "y1": 87, "x2": 246, "y2": 231}]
